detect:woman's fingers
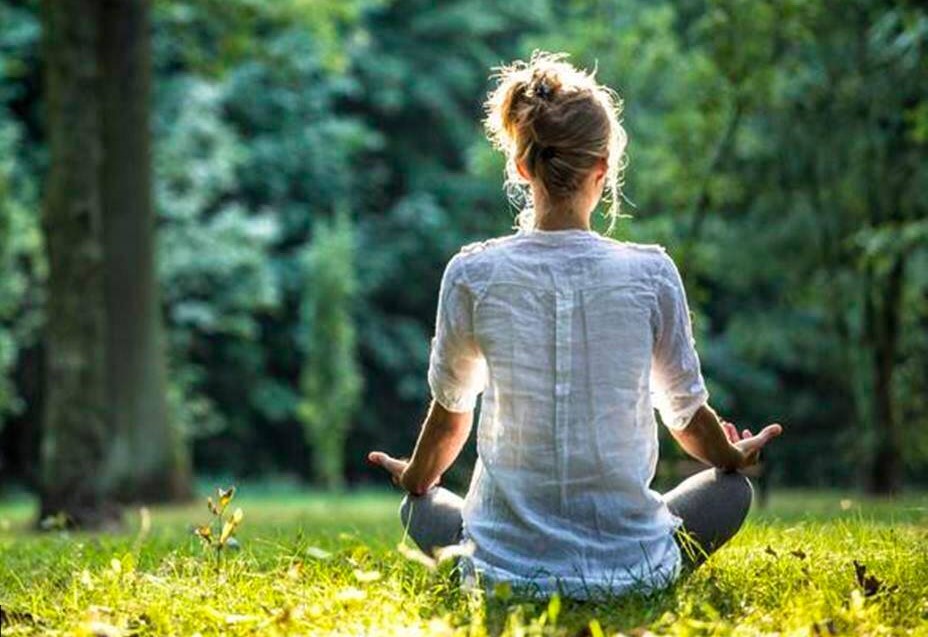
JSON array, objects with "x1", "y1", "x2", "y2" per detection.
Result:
[
  {"x1": 746, "y1": 423, "x2": 783, "y2": 447},
  {"x1": 721, "y1": 421, "x2": 739, "y2": 443},
  {"x1": 367, "y1": 451, "x2": 408, "y2": 479},
  {"x1": 735, "y1": 423, "x2": 784, "y2": 457},
  {"x1": 367, "y1": 451, "x2": 397, "y2": 474},
  {"x1": 756, "y1": 423, "x2": 783, "y2": 443}
]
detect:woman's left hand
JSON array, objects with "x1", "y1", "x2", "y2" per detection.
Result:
[
  {"x1": 367, "y1": 451, "x2": 411, "y2": 490},
  {"x1": 367, "y1": 451, "x2": 439, "y2": 495}
]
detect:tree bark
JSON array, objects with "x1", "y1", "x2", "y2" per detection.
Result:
[
  {"x1": 38, "y1": 0, "x2": 119, "y2": 528},
  {"x1": 40, "y1": 0, "x2": 189, "y2": 523},
  {"x1": 98, "y1": 0, "x2": 190, "y2": 501},
  {"x1": 867, "y1": 256, "x2": 905, "y2": 495}
]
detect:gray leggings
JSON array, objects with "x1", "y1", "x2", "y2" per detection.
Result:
[{"x1": 399, "y1": 468, "x2": 753, "y2": 572}]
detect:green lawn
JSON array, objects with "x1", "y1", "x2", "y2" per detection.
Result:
[{"x1": 0, "y1": 488, "x2": 926, "y2": 635}]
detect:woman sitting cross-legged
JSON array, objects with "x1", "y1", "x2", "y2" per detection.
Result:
[{"x1": 368, "y1": 51, "x2": 783, "y2": 600}]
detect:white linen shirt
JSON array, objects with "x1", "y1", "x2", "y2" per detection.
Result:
[{"x1": 426, "y1": 226, "x2": 710, "y2": 599}]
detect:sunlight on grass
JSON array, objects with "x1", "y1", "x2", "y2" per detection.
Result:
[{"x1": 0, "y1": 489, "x2": 926, "y2": 635}]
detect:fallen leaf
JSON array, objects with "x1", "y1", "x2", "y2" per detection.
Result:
[
  {"x1": 80, "y1": 620, "x2": 124, "y2": 637},
  {"x1": 137, "y1": 507, "x2": 151, "y2": 537},
  {"x1": 271, "y1": 605, "x2": 305, "y2": 625},
  {"x1": 224, "y1": 614, "x2": 260, "y2": 625},
  {"x1": 141, "y1": 573, "x2": 167, "y2": 587},
  {"x1": 286, "y1": 561, "x2": 303, "y2": 580},
  {"x1": 334, "y1": 587, "x2": 367, "y2": 603},
  {"x1": 812, "y1": 618, "x2": 837, "y2": 635},
  {"x1": 305, "y1": 546, "x2": 332, "y2": 561},
  {"x1": 0, "y1": 607, "x2": 39, "y2": 626},
  {"x1": 425, "y1": 617, "x2": 456, "y2": 637},
  {"x1": 353, "y1": 569, "x2": 382, "y2": 583},
  {"x1": 853, "y1": 560, "x2": 882, "y2": 597}
]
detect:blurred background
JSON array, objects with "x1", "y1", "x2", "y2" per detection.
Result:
[{"x1": 0, "y1": 0, "x2": 925, "y2": 525}]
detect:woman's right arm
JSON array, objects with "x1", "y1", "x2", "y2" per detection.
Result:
[{"x1": 650, "y1": 251, "x2": 782, "y2": 471}]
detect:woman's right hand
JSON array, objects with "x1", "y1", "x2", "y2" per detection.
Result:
[
  {"x1": 670, "y1": 405, "x2": 784, "y2": 472},
  {"x1": 723, "y1": 422, "x2": 784, "y2": 469}
]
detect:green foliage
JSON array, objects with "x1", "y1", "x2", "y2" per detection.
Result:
[
  {"x1": 711, "y1": 0, "x2": 928, "y2": 487},
  {"x1": 0, "y1": 490, "x2": 926, "y2": 634},
  {"x1": 0, "y1": 121, "x2": 41, "y2": 433},
  {"x1": 298, "y1": 210, "x2": 363, "y2": 489},
  {"x1": 155, "y1": 74, "x2": 280, "y2": 445},
  {"x1": 0, "y1": 3, "x2": 41, "y2": 430},
  {"x1": 147, "y1": 1, "x2": 374, "y2": 477},
  {"x1": 0, "y1": 0, "x2": 926, "y2": 487}
]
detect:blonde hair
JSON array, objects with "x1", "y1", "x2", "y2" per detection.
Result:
[{"x1": 483, "y1": 50, "x2": 628, "y2": 234}]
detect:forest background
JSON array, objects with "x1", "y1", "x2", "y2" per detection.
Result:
[{"x1": 0, "y1": 0, "x2": 926, "y2": 519}]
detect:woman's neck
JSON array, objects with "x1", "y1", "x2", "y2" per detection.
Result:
[
  {"x1": 533, "y1": 207, "x2": 592, "y2": 231},
  {"x1": 531, "y1": 191, "x2": 593, "y2": 231}
]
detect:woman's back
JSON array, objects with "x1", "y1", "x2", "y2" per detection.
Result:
[{"x1": 431, "y1": 227, "x2": 706, "y2": 596}]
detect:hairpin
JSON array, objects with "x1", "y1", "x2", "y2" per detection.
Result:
[{"x1": 536, "y1": 80, "x2": 553, "y2": 100}]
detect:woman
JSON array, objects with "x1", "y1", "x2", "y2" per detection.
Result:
[{"x1": 368, "y1": 51, "x2": 782, "y2": 599}]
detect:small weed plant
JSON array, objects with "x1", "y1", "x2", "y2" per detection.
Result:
[{"x1": 193, "y1": 486, "x2": 244, "y2": 573}]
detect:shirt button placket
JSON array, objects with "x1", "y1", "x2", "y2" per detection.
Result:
[{"x1": 554, "y1": 287, "x2": 572, "y2": 510}]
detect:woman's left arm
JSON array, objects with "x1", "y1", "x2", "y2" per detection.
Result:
[
  {"x1": 368, "y1": 252, "x2": 485, "y2": 494},
  {"x1": 368, "y1": 399, "x2": 473, "y2": 495}
]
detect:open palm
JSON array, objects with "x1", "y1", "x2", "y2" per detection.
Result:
[{"x1": 721, "y1": 421, "x2": 783, "y2": 468}]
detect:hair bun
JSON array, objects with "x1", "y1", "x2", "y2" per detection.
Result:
[{"x1": 482, "y1": 50, "x2": 628, "y2": 233}]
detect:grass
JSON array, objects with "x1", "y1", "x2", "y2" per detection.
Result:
[{"x1": 0, "y1": 488, "x2": 926, "y2": 636}]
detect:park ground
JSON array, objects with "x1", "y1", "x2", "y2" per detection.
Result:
[{"x1": 0, "y1": 487, "x2": 926, "y2": 636}]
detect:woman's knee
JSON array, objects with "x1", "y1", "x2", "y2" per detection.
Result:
[
  {"x1": 714, "y1": 469, "x2": 754, "y2": 519},
  {"x1": 398, "y1": 488, "x2": 447, "y2": 530},
  {"x1": 399, "y1": 493, "x2": 413, "y2": 527},
  {"x1": 731, "y1": 471, "x2": 754, "y2": 511},
  {"x1": 397, "y1": 488, "x2": 465, "y2": 556}
]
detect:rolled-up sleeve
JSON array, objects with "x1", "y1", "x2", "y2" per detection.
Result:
[
  {"x1": 650, "y1": 252, "x2": 709, "y2": 430},
  {"x1": 427, "y1": 253, "x2": 488, "y2": 413}
]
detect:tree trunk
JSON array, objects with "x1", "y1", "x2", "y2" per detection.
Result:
[
  {"x1": 40, "y1": 0, "x2": 189, "y2": 523},
  {"x1": 38, "y1": 0, "x2": 119, "y2": 529},
  {"x1": 867, "y1": 256, "x2": 905, "y2": 495},
  {"x1": 98, "y1": 0, "x2": 190, "y2": 502}
]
